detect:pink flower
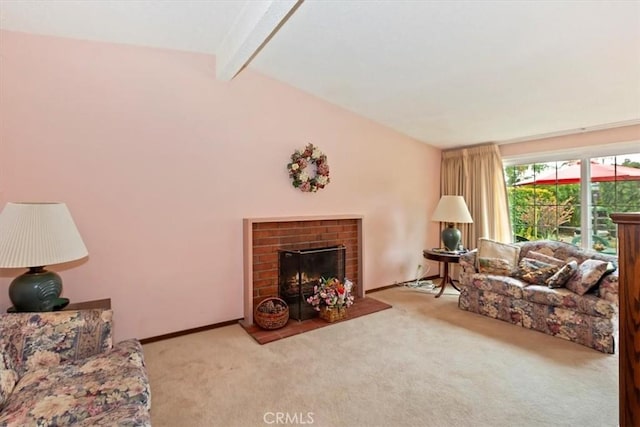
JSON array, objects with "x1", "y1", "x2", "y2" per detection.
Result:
[{"x1": 303, "y1": 144, "x2": 313, "y2": 157}]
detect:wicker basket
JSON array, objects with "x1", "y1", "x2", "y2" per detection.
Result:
[
  {"x1": 254, "y1": 297, "x2": 289, "y2": 330},
  {"x1": 319, "y1": 306, "x2": 347, "y2": 323}
]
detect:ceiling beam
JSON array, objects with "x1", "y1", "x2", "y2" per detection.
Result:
[{"x1": 216, "y1": 0, "x2": 301, "y2": 81}]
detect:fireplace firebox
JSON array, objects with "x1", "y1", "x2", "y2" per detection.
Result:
[{"x1": 278, "y1": 245, "x2": 346, "y2": 321}]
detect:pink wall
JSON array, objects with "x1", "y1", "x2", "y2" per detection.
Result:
[{"x1": 0, "y1": 31, "x2": 442, "y2": 341}]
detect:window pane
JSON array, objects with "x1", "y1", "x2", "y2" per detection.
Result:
[
  {"x1": 505, "y1": 161, "x2": 578, "y2": 243},
  {"x1": 504, "y1": 153, "x2": 640, "y2": 252},
  {"x1": 616, "y1": 181, "x2": 640, "y2": 210},
  {"x1": 590, "y1": 154, "x2": 640, "y2": 254}
]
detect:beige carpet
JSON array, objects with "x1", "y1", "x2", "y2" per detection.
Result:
[{"x1": 143, "y1": 286, "x2": 618, "y2": 427}]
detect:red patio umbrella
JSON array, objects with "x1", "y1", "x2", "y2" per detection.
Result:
[{"x1": 516, "y1": 161, "x2": 640, "y2": 185}]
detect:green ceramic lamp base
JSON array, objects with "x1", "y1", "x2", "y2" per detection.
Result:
[
  {"x1": 8, "y1": 267, "x2": 69, "y2": 312},
  {"x1": 441, "y1": 223, "x2": 462, "y2": 251}
]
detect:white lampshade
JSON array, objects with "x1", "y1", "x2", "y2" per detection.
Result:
[
  {"x1": 431, "y1": 195, "x2": 473, "y2": 224},
  {"x1": 0, "y1": 202, "x2": 88, "y2": 268}
]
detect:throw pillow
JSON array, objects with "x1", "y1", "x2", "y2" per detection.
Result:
[
  {"x1": 477, "y1": 238, "x2": 520, "y2": 273},
  {"x1": 604, "y1": 262, "x2": 617, "y2": 275},
  {"x1": 526, "y1": 250, "x2": 565, "y2": 267},
  {"x1": 517, "y1": 257, "x2": 561, "y2": 285},
  {"x1": 478, "y1": 257, "x2": 513, "y2": 275},
  {"x1": 545, "y1": 260, "x2": 579, "y2": 288},
  {"x1": 565, "y1": 259, "x2": 610, "y2": 295}
]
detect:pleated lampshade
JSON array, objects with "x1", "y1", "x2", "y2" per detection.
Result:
[
  {"x1": 431, "y1": 196, "x2": 473, "y2": 224},
  {"x1": 0, "y1": 202, "x2": 88, "y2": 268},
  {"x1": 431, "y1": 195, "x2": 473, "y2": 251}
]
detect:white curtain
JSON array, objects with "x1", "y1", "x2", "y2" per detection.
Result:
[{"x1": 441, "y1": 144, "x2": 512, "y2": 247}]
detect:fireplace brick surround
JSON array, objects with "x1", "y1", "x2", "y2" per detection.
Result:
[{"x1": 242, "y1": 215, "x2": 364, "y2": 326}]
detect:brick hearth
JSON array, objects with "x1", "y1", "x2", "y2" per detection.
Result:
[
  {"x1": 242, "y1": 215, "x2": 364, "y2": 326},
  {"x1": 242, "y1": 296, "x2": 391, "y2": 344}
]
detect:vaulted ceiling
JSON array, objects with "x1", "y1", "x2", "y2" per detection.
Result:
[{"x1": 1, "y1": 0, "x2": 639, "y2": 149}]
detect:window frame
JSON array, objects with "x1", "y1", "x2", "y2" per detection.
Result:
[{"x1": 502, "y1": 142, "x2": 640, "y2": 251}]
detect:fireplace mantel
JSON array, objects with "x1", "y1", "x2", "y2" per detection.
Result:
[
  {"x1": 242, "y1": 215, "x2": 364, "y2": 326},
  {"x1": 244, "y1": 214, "x2": 364, "y2": 224}
]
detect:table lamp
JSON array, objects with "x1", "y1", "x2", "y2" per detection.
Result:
[
  {"x1": 0, "y1": 202, "x2": 88, "y2": 312},
  {"x1": 431, "y1": 195, "x2": 473, "y2": 251}
]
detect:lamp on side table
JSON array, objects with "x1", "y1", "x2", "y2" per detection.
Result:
[
  {"x1": 431, "y1": 195, "x2": 473, "y2": 251},
  {"x1": 0, "y1": 202, "x2": 88, "y2": 312}
]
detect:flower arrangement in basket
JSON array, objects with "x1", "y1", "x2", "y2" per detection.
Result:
[{"x1": 306, "y1": 277, "x2": 355, "y2": 322}]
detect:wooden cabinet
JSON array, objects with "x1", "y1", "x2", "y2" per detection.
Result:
[{"x1": 610, "y1": 213, "x2": 640, "y2": 427}]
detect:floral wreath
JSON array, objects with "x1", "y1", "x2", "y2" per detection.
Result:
[{"x1": 287, "y1": 143, "x2": 330, "y2": 192}]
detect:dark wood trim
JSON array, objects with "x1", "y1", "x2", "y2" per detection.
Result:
[
  {"x1": 139, "y1": 318, "x2": 242, "y2": 344},
  {"x1": 366, "y1": 275, "x2": 440, "y2": 294},
  {"x1": 610, "y1": 212, "x2": 640, "y2": 224},
  {"x1": 66, "y1": 298, "x2": 111, "y2": 310},
  {"x1": 611, "y1": 212, "x2": 640, "y2": 427},
  {"x1": 7, "y1": 298, "x2": 112, "y2": 313},
  {"x1": 422, "y1": 249, "x2": 462, "y2": 264},
  {"x1": 142, "y1": 273, "x2": 440, "y2": 343}
]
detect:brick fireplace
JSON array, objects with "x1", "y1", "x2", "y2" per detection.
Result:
[{"x1": 242, "y1": 215, "x2": 364, "y2": 326}]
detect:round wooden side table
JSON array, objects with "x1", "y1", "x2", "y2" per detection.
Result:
[{"x1": 422, "y1": 249, "x2": 462, "y2": 298}]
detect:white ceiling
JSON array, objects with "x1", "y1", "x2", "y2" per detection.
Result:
[{"x1": 1, "y1": 0, "x2": 639, "y2": 149}]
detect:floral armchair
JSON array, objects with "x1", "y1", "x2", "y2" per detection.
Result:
[{"x1": 0, "y1": 309, "x2": 150, "y2": 426}]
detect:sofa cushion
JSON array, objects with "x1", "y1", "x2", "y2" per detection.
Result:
[
  {"x1": 565, "y1": 259, "x2": 610, "y2": 296},
  {"x1": 468, "y1": 273, "x2": 527, "y2": 299},
  {"x1": 477, "y1": 238, "x2": 520, "y2": 272},
  {"x1": 527, "y1": 251, "x2": 565, "y2": 267},
  {"x1": 0, "y1": 310, "x2": 113, "y2": 377},
  {"x1": 478, "y1": 257, "x2": 513, "y2": 275},
  {"x1": 0, "y1": 339, "x2": 150, "y2": 426},
  {"x1": 517, "y1": 258, "x2": 560, "y2": 285},
  {"x1": 459, "y1": 287, "x2": 527, "y2": 326},
  {"x1": 546, "y1": 260, "x2": 579, "y2": 288},
  {"x1": 522, "y1": 285, "x2": 617, "y2": 319}
]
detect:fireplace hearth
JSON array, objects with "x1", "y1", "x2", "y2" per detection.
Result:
[{"x1": 278, "y1": 245, "x2": 346, "y2": 321}]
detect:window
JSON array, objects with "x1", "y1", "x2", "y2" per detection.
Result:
[{"x1": 504, "y1": 153, "x2": 640, "y2": 255}]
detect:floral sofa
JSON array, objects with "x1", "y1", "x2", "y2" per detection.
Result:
[
  {"x1": 0, "y1": 309, "x2": 151, "y2": 426},
  {"x1": 458, "y1": 240, "x2": 618, "y2": 353}
]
